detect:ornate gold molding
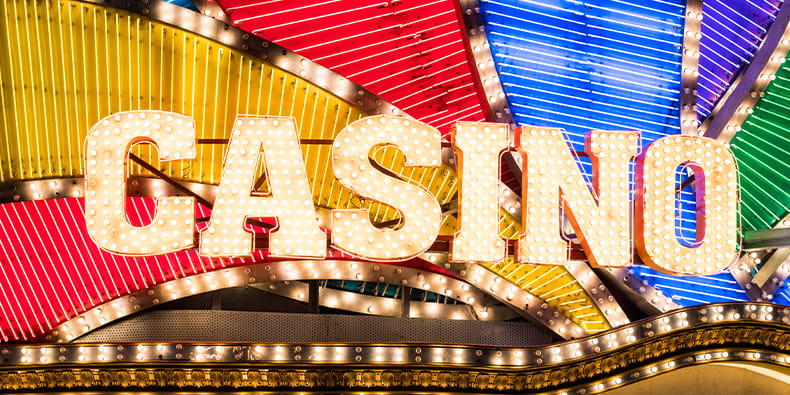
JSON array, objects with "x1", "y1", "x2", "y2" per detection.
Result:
[{"x1": 2, "y1": 316, "x2": 788, "y2": 393}]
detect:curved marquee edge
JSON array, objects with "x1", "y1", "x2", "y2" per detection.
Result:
[
  {"x1": 45, "y1": 260, "x2": 499, "y2": 342},
  {"x1": 0, "y1": 302, "x2": 787, "y2": 394}
]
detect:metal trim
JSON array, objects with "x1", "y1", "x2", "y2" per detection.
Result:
[
  {"x1": 681, "y1": 0, "x2": 703, "y2": 135},
  {"x1": 191, "y1": 0, "x2": 232, "y2": 24},
  {"x1": 22, "y1": 303, "x2": 790, "y2": 366},
  {"x1": 0, "y1": 349, "x2": 786, "y2": 393},
  {"x1": 2, "y1": 303, "x2": 787, "y2": 395},
  {"x1": 565, "y1": 261, "x2": 630, "y2": 328}
]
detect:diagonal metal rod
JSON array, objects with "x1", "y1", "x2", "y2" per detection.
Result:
[
  {"x1": 129, "y1": 153, "x2": 214, "y2": 208},
  {"x1": 129, "y1": 153, "x2": 275, "y2": 229},
  {"x1": 742, "y1": 227, "x2": 790, "y2": 250}
]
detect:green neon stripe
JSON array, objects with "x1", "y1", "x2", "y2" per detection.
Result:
[{"x1": 731, "y1": 61, "x2": 790, "y2": 232}]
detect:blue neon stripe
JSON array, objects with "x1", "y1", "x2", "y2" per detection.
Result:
[
  {"x1": 482, "y1": 0, "x2": 690, "y2": 214},
  {"x1": 630, "y1": 266, "x2": 750, "y2": 306},
  {"x1": 482, "y1": 0, "x2": 684, "y2": 149},
  {"x1": 774, "y1": 283, "x2": 790, "y2": 306},
  {"x1": 481, "y1": 0, "x2": 756, "y2": 305}
]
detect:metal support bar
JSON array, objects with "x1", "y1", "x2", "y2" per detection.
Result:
[
  {"x1": 450, "y1": 263, "x2": 587, "y2": 339},
  {"x1": 455, "y1": 0, "x2": 515, "y2": 126},
  {"x1": 401, "y1": 286, "x2": 411, "y2": 318},
  {"x1": 754, "y1": 248, "x2": 790, "y2": 287},
  {"x1": 211, "y1": 291, "x2": 222, "y2": 310},
  {"x1": 129, "y1": 153, "x2": 214, "y2": 208},
  {"x1": 729, "y1": 253, "x2": 769, "y2": 302},
  {"x1": 600, "y1": 268, "x2": 680, "y2": 315},
  {"x1": 742, "y1": 228, "x2": 790, "y2": 250},
  {"x1": 680, "y1": 0, "x2": 703, "y2": 135},
  {"x1": 759, "y1": 251, "x2": 790, "y2": 298},
  {"x1": 503, "y1": 152, "x2": 523, "y2": 189},
  {"x1": 564, "y1": 261, "x2": 630, "y2": 327},
  {"x1": 730, "y1": 213, "x2": 790, "y2": 301},
  {"x1": 129, "y1": 154, "x2": 276, "y2": 229},
  {"x1": 308, "y1": 280, "x2": 320, "y2": 314}
]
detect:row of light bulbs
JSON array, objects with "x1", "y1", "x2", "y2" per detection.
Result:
[{"x1": 21, "y1": 303, "x2": 788, "y2": 366}]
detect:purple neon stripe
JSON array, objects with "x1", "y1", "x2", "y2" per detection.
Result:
[{"x1": 697, "y1": 0, "x2": 783, "y2": 122}]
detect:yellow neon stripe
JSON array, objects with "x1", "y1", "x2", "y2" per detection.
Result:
[
  {"x1": 0, "y1": 0, "x2": 367, "y2": 186},
  {"x1": 487, "y1": 208, "x2": 611, "y2": 332}
]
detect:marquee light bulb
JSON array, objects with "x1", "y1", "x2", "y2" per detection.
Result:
[
  {"x1": 513, "y1": 127, "x2": 638, "y2": 267},
  {"x1": 635, "y1": 135, "x2": 738, "y2": 275},
  {"x1": 84, "y1": 110, "x2": 196, "y2": 255},
  {"x1": 200, "y1": 116, "x2": 326, "y2": 258},
  {"x1": 331, "y1": 115, "x2": 442, "y2": 260},
  {"x1": 450, "y1": 122, "x2": 509, "y2": 263}
]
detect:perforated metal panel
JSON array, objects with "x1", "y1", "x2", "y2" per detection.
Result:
[{"x1": 78, "y1": 310, "x2": 553, "y2": 346}]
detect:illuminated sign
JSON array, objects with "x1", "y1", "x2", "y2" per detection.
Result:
[{"x1": 85, "y1": 110, "x2": 739, "y2": 276}]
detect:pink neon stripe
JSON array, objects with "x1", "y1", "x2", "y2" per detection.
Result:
[
  {"x1": 128, "y1": 197, "x2": 154, "y2": 288},
  {"x1": 6, "y1": 202, "x2": 57, "y2": 329},
  {"x1": 19, "y1": 201, "x2": 72, "y2": 323},
  {"x1": 62, "y1": 198, "x2": 113, "y2": 300},
  {"x1": 0, "y1": 204, "x2": 45, "y2": 338},
  {"x1": 216, "y1": 0, "x2": 488, "y2": 135},
  {"x1": 75, "y1": 199, "x2": 131, "y2": 297},
  {"x1": 0, "y1": 229, "x2": 24, "y2": 340},
  {"x1": 41, "y1": 199, "x2": 90, "y2": 316},
  {"x1": 0, "y1": 197, "x2": 453, "y2": 341}
]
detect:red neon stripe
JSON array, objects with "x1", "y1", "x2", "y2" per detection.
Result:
[
  {"x1": 216, "y1": 0, "x2": 487, "y2": 135},
  {"x1": 0, "y1": 230, "x2": 25, "y2": 340},
  {"x1": 60, "y1": 198, "x2": 113, "y2": 301},
  {"x1": 40, "y1": 198, "x2": 90, "y2": 317},
  {"x1": 0, "y1": 204, "x2": 46, "y2": 338},
  {"x1": 25, "y1": 199, "x2": 75, "y2": 320},
  {"x1": 0, "y1": 197, "x2": 455, "y2": 342}
]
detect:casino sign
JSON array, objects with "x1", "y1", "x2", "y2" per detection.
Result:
[
  {"x1": 85, "y1": 111, "x2": 739, "y2": 277},
  {"x1": 0, "y1": 0, "x2": 788, "y2": 393}
]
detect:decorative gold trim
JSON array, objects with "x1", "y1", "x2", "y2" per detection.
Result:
[{"x1": 3, "y1": 303, "x2": 787, "y2": 393}]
